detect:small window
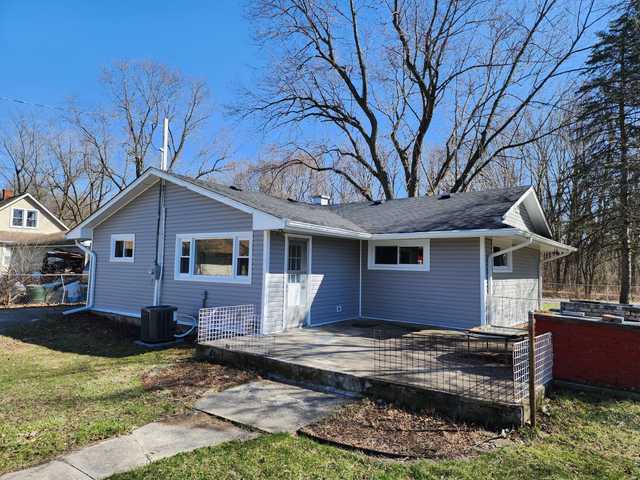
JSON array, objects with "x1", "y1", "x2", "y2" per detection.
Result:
[
  {"x1": 175, "y1": 232, "x2": 252, "y2": 283},
  {"x1": 369, "y1": 240, "x2": 430, "y2": 271},
  {"x1": 237, "y1": 239, "x2": 250, "y2": 276},
  {"x1": 110, "y1": 234, "x2": 135, "y2": 263},
  {"x1": 492, "y1": 239, "x2": 513, "y2": 273},
  {"x1": 26, "y1": 210, "x2": 37, "y2": 228},
  {"x1": 11, "y1": 209, "x2": 24, "y2": 227},
  {"x1": 179, "y1": 240, "x2": 190, "y2": 274}
]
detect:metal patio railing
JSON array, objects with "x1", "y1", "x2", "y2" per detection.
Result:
[
  {"x1": 372, "y1": 329, "x2": 553, "y2": 404},
  {"x1": 197, "y1": 304, "x2": 277, "y2": 355}
]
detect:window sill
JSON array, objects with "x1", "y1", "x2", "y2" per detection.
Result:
[
  {"x1": 9, "y1": 225, "x2": 38, "y2": 230},
  {"x1": 110, "y1": 257, "x2": 135, "y2": 263},
  {"x1": 368, "y1": 264, "x2": 429, "y2": 272},
  {"x1": 174, "y1": 274, "x2": 251, "y2": 285},
  {"x1": 492, "y1": 267, "x2": 513, "y2": 274}
]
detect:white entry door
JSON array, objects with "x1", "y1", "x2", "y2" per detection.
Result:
[{"x1": 286, "y1": 237, "x2": 310, "y2": 329}]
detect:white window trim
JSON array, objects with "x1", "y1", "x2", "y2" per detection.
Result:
[
  {"x1": 492, "y1": 238, "x2": 513, "y2": 273},
  {"x1": 10, "y1": 207, "x2": 38, "y2": 229},
  {"x1": 174, "y1": 231, "x2": 252, "y2": 284},
  {"x1": 110, "y1": 234, "x2": 135, "y2": 263},
  {"x1": 367, "y1": 239, "x2": 430, "y2": 271}
]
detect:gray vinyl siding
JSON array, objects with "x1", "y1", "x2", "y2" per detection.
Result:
[
  {"x1": 159, "y1": 182, "x2": 262, "y2": 318},
  {"x1": 309, "y1": 237, "x2": 360, "y2": 325},
  {"x1": 264, "y1": 231, "x2": 286, "y2": 332},
  {"x1": 504, "y1": 203, "x2": 538, "y2": 233},
  {"x1": 490, "y1": 242, "x2": 540, "y2": 299},
  {"x1": 362, "y1": 238, "x2": 481, "y2": 329},
  {"x1": 92, "y1": 181, "x2": 263, "y2": 319},
  {"x1": 92, "y1": 184, "x2": 159, "y2": 314}
]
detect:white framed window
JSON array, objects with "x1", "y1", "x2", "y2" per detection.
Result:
[
  {"x1": 492, "y1": 238, "x2": 513, "y2": 273},
  {"x1": 11, "y1": 208, "x2": 38, "y2": 228},
  {"x1": 110, "y1": 234, "x2": 135, "y2": 263},
  {"x1": 174, "y1": 232, "x2": 252, "y2": 284},
  {"x1": 368, "y1": 239, "x2": 430, "y2": 271}
]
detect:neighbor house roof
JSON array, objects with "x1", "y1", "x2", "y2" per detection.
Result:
[
  {"x1": 0, "y1": 193, "x2": 69, "y2": 231},
  {"x1": 68, "y1": 167, "x2": 571, "y2": 252},
  {"x1": 0, "y1": 231, "x2": 76, "y2": 246}
]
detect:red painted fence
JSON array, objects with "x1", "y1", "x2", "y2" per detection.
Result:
[{"x1": 535, "y1": 313, "x2": 640, "y2": 391}]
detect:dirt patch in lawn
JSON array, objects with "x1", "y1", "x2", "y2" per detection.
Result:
[
  {"x1": 300, "y1": 399, "x2": 515, "y2": 459},
  {"x1": 141, "y1": 359, "x2": 257, "y2": 404}
]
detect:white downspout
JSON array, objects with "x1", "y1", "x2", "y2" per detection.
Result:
[
  {"x1": 486, "y1": 237, "x2": 533, "y2": 325},
  {"x1": 63, "y1": 240, "x2": 96, "y2": 315}
]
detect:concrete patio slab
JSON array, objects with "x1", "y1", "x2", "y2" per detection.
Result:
[
  {"x1": 0, "y1": 460, "x2": 90, "y2": 480},
  {"x1": 131, "y1": 413, "x2": 256, "y2": 461},
  {"x1": 62, "y1": 435, "x2": 149, "y2": 480},
  {"x1": 194, "y1": 379, "x2": 352, "y2": 433}
]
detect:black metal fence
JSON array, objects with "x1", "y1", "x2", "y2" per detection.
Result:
[{"x1": 372, "y1": 329, "x2": 550, "y2": 404}]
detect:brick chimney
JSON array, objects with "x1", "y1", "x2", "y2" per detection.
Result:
[{"x1": 1, "y1": 189, "x2": 14, "y2": 201}]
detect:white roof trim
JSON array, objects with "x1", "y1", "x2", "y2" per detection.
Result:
[
  {"x1": 66, "y1": 168, "x2": 283, "y2": 239},
  {"x1": 502, "y1": 187, "x2": 552, "y2": 237},
  {"x1": 0, "y1": 193, "x2": 68, "y2": 231}
]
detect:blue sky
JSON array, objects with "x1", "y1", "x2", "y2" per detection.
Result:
[
  {"x1": 0, "y1": 0, "x2": 617, "y2": 179},
  {"x1": 0, "y1": 0, "x2": 266, "y2": 158}
]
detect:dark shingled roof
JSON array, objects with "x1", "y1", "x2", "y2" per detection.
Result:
[
  {"x1": 171, "y1": 172, "x2": 368, "y2": 232},
  {"x1": 330, "y1": 187, "x2": 530, "y2": 234},
  {"x1": 168, "y1": 170, "x2": 529, "y2": 235}
]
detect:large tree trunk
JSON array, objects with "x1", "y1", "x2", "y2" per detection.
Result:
[{"x1": 618, "y1": 42, "x2": 631, "y2": 305}]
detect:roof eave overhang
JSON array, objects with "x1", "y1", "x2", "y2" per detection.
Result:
[
  {"x1": 66, "y1": 168, "x2": 286, "y2": 240},
  {"x1": 502, "y1": 187, "x2": 553, "y2": 237}
]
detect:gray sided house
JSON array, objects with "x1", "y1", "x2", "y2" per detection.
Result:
[{"x1": 67, "y1": 168, "x2": 574, "y2": 331}]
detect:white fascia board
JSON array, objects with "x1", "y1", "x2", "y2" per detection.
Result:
[
  {"x1": 284, "y1": 220, "x2": 370, "y2": 239},
  {"x1": 369, "y1": 228, "x2": 521, "y2": 240},
  {"x1": 66, "y1": 173, "x2": 159, "y2": 240},
  {"x1": 254, "y1": 213, "x2": 285, "y2": 230},
  {"x1": 514, "y1": 230, "x2": 577, "y2": 253},
  {"x1": 66, "y1": 168, "x2": 287, "y2": 239},
  {"x1": 502, "y1": 187, "x2": 552, "y2": 238}
]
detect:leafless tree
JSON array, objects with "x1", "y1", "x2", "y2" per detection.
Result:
[
  {"x1": 45, "y1": 129, "x2": 113, "y2": 225},
  {"x1": 0, "y1": 116, "x2": 47, "y2": 195},
  {"x1": 239, "y1": 0, "x2": 603, "y2": 199},
  {"x1": 101, "y1": 60, "x2": 217, "y2": 178}
]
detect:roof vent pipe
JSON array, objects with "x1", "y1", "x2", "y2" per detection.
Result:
[
  {"x1": 437, "y1": 192, "x2": 451, "y2": 200},
  {"x1": 311, "y1": 194, "x2": 331, "y2": 206}
]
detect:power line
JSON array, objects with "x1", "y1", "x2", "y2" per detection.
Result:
[{"x1": 0, "y1": 95, "x2": 103, "y2": 116}]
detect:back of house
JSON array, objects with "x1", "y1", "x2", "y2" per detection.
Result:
[{"x1": 67, "y1": 168, "x2": 574, "y2": 331}]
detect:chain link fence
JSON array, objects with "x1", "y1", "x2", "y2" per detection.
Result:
[
  {"x1": 0, "y1": 273, "x2": 88, "y2": 307},
  {"x1": 543, "y1": 283, "x2": 640, "y2": 303}
]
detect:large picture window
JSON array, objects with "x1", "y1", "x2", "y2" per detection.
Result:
[
  {"x1": 175, "y1": 232, "x2": 252, "y2": 283},
  {"x1": 368, "y1": 239, "x2": 430, "y2": 271}
]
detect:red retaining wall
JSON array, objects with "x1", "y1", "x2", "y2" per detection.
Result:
[{"x1": 535, "y1": 313, "x2": 640, "y2": 391}]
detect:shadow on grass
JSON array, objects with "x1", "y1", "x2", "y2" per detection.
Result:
[{"x1": 1, "y1": 313, "x2": 192, "y2": 358}]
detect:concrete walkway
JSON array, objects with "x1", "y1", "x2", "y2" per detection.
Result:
[
  {"x1": 1, "y1": 414, "x2": 255, "y2": 480},
  {"x1": 195, "y1": 380, "x2": 352, "y2": 433},
  {"x1": 1, "y1": 380, "x2": 350, "y2": 480}
]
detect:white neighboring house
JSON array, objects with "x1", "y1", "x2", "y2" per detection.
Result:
[{"x1": 0, "y1": 189, "x2": 72, "y2": 273}]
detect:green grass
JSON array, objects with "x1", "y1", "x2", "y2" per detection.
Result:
[
  {"x1": 109, "y1": 389, "x2": 640, "y2": 480},
  {"x1": 0, "y1": 315, "x2": 194, "y2": 474}
]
